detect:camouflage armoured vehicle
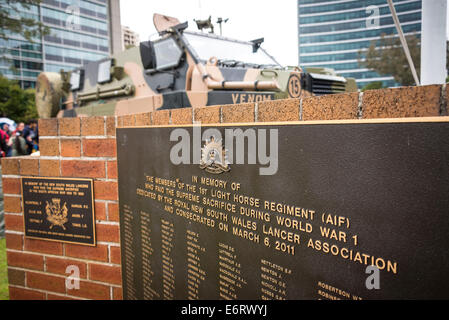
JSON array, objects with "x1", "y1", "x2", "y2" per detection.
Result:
[{"x1": 36, "y1": 14, "x2": 357, "y2": 118}]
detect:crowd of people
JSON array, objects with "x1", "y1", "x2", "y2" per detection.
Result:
[{"x1": 0, "y1": 120, "x2": 39, "y2": 158}]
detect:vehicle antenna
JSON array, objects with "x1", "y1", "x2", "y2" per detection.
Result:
[{"x1": 216, "y1": 17, "x2": 229, "y2": 36}]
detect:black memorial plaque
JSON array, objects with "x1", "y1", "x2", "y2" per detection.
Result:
[
  {"x1": 117, "y1": 120, "x2": 449, "y2": 300},
  {"x1": 22, "y1": 177, "x2": 96, "y2": 246}
]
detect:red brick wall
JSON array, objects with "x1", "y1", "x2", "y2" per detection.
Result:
[
  {"x1": 1, "y1": 84, "x2": 447, "y2": 300},
  {"x1": 2, "y1": 116, "x2": 121, "y2": 300}
]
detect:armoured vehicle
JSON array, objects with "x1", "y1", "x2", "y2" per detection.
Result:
[{"x1": 36, "y1": 14, "x2": 357, "y2": 118}]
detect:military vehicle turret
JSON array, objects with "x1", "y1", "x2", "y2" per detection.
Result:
[{"x1": 36, "y1": 14, "x2": 357, "y2": 118}]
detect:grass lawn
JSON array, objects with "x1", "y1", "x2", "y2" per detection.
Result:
[{"x1": 0, "y1": 238, "x2": 9, "y2": 300}]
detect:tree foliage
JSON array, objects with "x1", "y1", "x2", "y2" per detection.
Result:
[
  {"x1": 358, "y1": 33, "x2": 421, "y2": 86},
  {"x1": 0, "y1": 0, "x2": 44, "y2": 123},
  {"x1": 0, "y1": 75, "x2": 39, "y2": 123},
  {"x1": 361, "y1": 81, "x2": 384, "y2": 92},
  {"x1": 0, "y1": 0, "x2": 49, "y2": 41}
]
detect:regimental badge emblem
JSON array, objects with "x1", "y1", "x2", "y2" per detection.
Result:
[
  {"x1": 46, "y1": 198, "x2": 69, "y2": 230},
  {"x1": 200, "y1": 136, "x2": 231, "y2": 174}
]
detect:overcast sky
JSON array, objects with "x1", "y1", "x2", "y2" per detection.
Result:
[
  {"x1": 121, "y1": 1, "x2": 449, "y2": 67},
  {"x1": 120, "y1": 0, "x2": 299, "y2": 66}
]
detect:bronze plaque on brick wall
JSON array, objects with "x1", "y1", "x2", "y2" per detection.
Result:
[
  {"x1": 22, "y1": 177, "x2": 96, "y2": 246},
  {"x1": 117, "y1": 120, "x2": 449, "y2": 300}
]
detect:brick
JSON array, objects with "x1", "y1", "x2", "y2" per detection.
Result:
[
  {"x1": 106, "y1": 116, "x2": 117, "y2": 136},
  {"x1": 94, "y1": 201, "x2": 107, "y2": 221},
  {"x1": 19, "y1": 158, "x2": 39, "y2": 176},
  {"x1": 107, "y1": 161, "x2": 117, "y2": 179},
  {"x1": 39, "y1": 159, "x2": 60, "y2": 177},
  {"x1": 1, "y1": 158, "x2": 19, "y2": 175},
  {"x1": 82, "y1": 139, "x2": 117, "y2": 157},
  {"x1": 122, "y1": 114, "x2": 134, "y2": 127},
  {"x1": 110, "y1": 246, "x2": 121, "y2": 264},
  {"x1": 8, "y1": 268, "x2": 25, "y2": 286},
  {"x1": 4, "y1": 214, "x2": 23, "y2": 232},
  {"x1": 59, "y1": 117, "x2": 80, "y2": 136},
  {"x1": 25, "y1": 238, "x2": 63, "y2": 255},
  {"x1": 108, "y1": 202, "x2": 119, "y2": 222},
  {"x1": 113, "y1": 287, "x2": 123, "y2": 300},
  {"x1": 4, "y1": 196, "x2": 21, "y2": 213},
  {"x1": 81, "y1": 116, "x2": 105, "y2": 136},
  {"x1": 171, "y1": 108, "x2": 192, "y2": 125},
  {"x1": 258, "y1": 98, "x2": 300, "y2": 122},
  {"x1": 302, "y1": 92, "x2": 359, "y2": 121},
  {"x1": 9, "y1": 286, "x2": 45, "y2": 300},
  {"x1": 5, "y1": 233, "x2": 23, "y2": 250},
  {"x1": 7, "y1": 251, "x2": 44, "y2": 271},
  {"x1": 134, "y1": 112, "x2": 151, "y2": 126},
  {"x1": 445, "y1": 84, "x2": 449, "y2": 116},
  {"x1": 39, "y1": 139, "x2": 60, "y2": 156},
  {"x1": 153, "y1": 110, "x2": 170, "y2": 125},
  {"x1": 363, "y1": 85, "x2": 442, "y2": 119},
  {"x1": 46, "y1": 257, "x2": 87, "y2": 279},
  {"x1": 65, "y1": 244, "x2": 108, "y2": 262},
  {"x1": 94, "y1": 181, "x2": 118, "y2": 201},
  {"x1": 89, "y1": 263, "x2": 121, "y2": 285},
  {"x1": 194, "y1": 106, "x2": 221, "y2": 124},
  {"x1": 96, "y1": 224, "x2": 119, "y2": 243},
  {"x1": 2, "y1": 178, "x2": 21, "y2": 195},
  {"x1": 47, "y1": 293, "x2": 80, "y2": 300},
  {"x1": 39, "y1": 118, "x2": 58, "y2": 137},
  {"x1": 67, "y1": 280, "x2": 110, "y2": 300},
  {"x1": 222, "y1": 103, "x2": 255, "y2": 123},
  {"x1": 27, "y1": 271, "x2": 66, "y2": 293},
  {"x1": 61, "y1": 160, "x2": 106, "y2": 179},
  {"x1": 116, "y1": 115, "x2": 124, "y2": 128},
  {"x1": 60, "y1": 139, "x2": 81, "y2": 158}
]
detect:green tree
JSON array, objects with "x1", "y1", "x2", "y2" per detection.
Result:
[
  {"x1": 0, "y1": 75, "x2": 39, "y2": 123},
  {"x1": 361, "y1": 81, "x2": 384, "y2": 92},
  {"x1": 0, "y1": 0, "x2": 49, "y2": 41},
  {"x1": 358, "y1": 33, "x2": 421, "y2": 86}
]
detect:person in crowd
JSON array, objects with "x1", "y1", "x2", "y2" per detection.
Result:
[
  {"x1": 13, "y1": 122, "x2": 25, "y2": 136},
  {"x1": 23, "y1": 120, "x2": 39, "y2": 154},
  {"x1": 1, "y1": 124, "x2": 12, "y2": 157},
  {"x1": 1, "y1": 123, "x2": 12, "y2": 137},
  {"x1": 10, "y1": 129, "x2": 28, "y2": 157},
  {"x1": 0, "y1": 125, "x2": 9, "y2": 158}
]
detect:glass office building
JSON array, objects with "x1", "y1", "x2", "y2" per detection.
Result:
[
  {"x1": 298, "y1": 0, "x2": 422, "y2": 89},
  {"x1": 0, "y1": 0, "x2": 118, "y2": 89}
]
